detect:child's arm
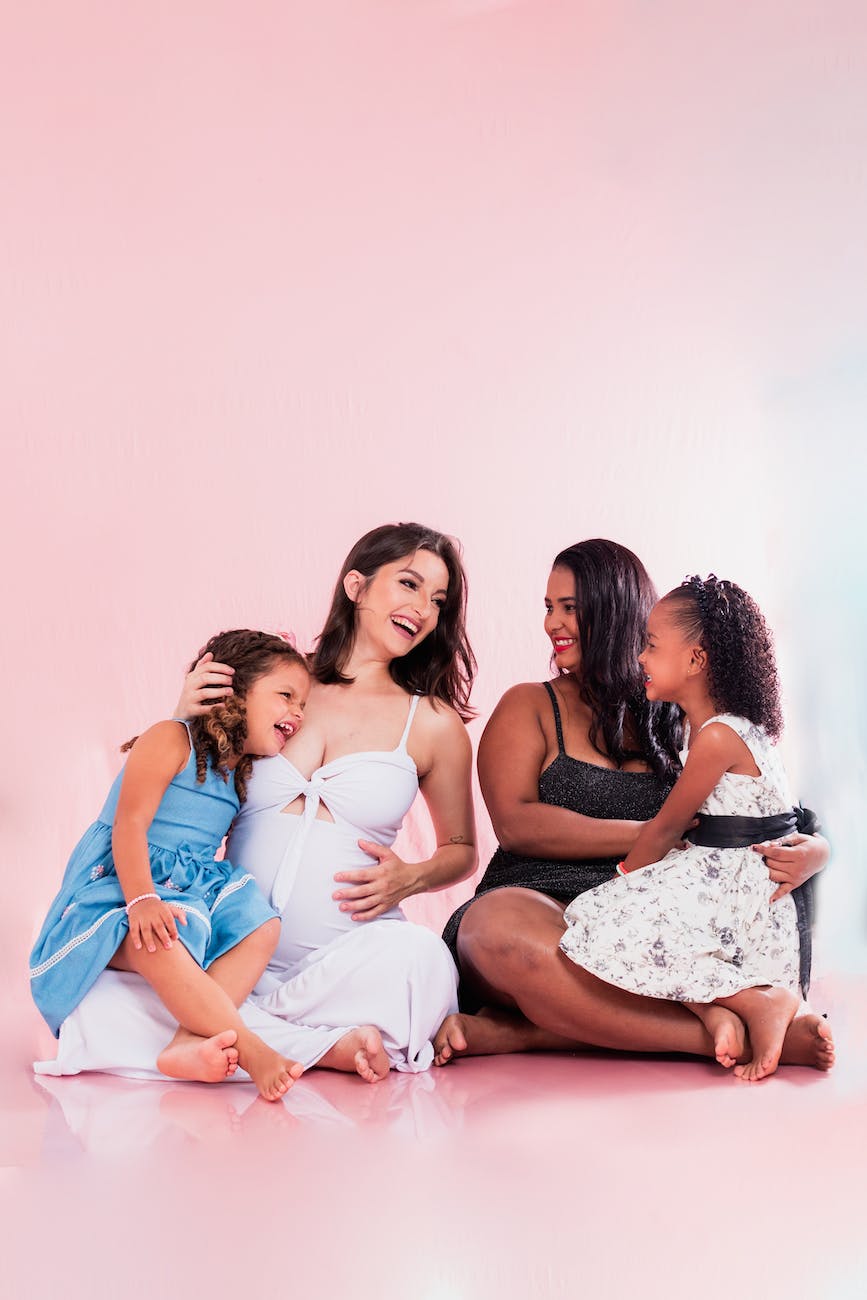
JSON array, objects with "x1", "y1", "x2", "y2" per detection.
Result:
[
  {"x1": 620, "y1": 723, "x2": 751, "y2": 873},
  {"x1": 112, "y1": 722, "x2": 192, "y2": 953}
]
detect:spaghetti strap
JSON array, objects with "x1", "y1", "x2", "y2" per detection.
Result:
[
  {"x1": 542, "y1": 682, "x2": 566, "y2": 754},
  {"x1": 397, "y1": 694, "x2": 422, "y2": 751},
  {"x1": 170, "y1": 718, "x2": 194, "y2": 756}
]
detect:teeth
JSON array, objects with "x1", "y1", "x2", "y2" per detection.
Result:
[
  {"x1": 276, "y1": 722, "x2": 295, "y2": 735},
  {"x1": 392, "y1": 617, "x2": 419, "y2": 635}
]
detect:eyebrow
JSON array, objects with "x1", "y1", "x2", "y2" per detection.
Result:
[{"x1": 401, "y1": 568, "x2": 448, "y2": 597}]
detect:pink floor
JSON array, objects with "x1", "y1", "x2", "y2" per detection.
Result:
[{"x1": 4, "y1": 974, "x2": 866, "y2": 1300}]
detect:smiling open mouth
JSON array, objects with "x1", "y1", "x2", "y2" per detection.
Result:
[{"x1": 391, "y1": 617, "x2": 420, "y2": 638}]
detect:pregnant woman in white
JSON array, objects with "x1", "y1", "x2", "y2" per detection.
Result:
[{"x1": 36, "y1": 523, "x2": 477, "y2": 1083}]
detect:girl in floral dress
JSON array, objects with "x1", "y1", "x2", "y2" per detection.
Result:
[
  {"x1": 30, "y1": 630, "x2": 311, "y2": 1101},
  {"x1": 559, "y1": 575, "x2": 809, "y2": 1081}
]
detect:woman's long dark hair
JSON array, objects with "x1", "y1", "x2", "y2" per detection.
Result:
[
  {"x1": 313, "y1": 522, "x2": 476, "y2": 721},
  {"x1": 552, "y1": 539, "x2": 682, "y2": 779}
]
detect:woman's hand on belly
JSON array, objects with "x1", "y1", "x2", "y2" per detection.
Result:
[{"x1": 332, "y1": 841, "x2": 421, "y2": 921}]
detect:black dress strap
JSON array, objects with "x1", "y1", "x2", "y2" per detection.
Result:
[{"x1": 542, "y1": 681, "x2": 566, "y2": 755}]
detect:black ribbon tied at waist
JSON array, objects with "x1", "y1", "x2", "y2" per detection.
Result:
[{"x1": 686, "y1": 811, "x2": 798, "y2": 849}]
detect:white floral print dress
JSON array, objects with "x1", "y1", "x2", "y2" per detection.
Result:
[{"x1": 558, "y1": 714, "x2": 800, "y2": 1001}]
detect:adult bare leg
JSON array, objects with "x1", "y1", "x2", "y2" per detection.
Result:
[
  {"x1": 452, "y1": 889, "x2": 713, "y2": 1055},
  {"x1": 436, "y1": 889, "x2": 834, "y2": 1070}
]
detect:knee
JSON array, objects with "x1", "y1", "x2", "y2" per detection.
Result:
[
  {"x1": 458, "y1": 891, "x2": 557, "y2": 977},
  {"x1": 372, "y1": 922, "x2": 457, "y2": 996}
]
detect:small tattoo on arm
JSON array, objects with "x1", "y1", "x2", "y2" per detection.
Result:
[{"x1": 449, "y1": 834, "x2": 465, "y2": 844}]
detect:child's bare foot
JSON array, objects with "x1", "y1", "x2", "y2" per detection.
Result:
[
  {"x1": 727, "y1": 987, "x2": 800, "y2": 1081},
  {"x1": 686, "y1": 1003, "x2": 746, "y2": 1068},
  {"x1": 157, "y1": 1029, "x2": 240, "y2": 1083},
  {"x1": 239, "y1": 1037, "x2": 304, "y2": 1102},
  {"x1": 319, "y1": 1027, "x2": 390, "y2": 1082},
  {"x1": 780, "y1": 1012, "x2": 835, "y2": 1070},
  {"x1": 433, "y1": 1007, "x2": 574, "y2": 1065}
]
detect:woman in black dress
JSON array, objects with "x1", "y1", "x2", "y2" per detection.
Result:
[{"x1": 436, "y1": 539, "x2": 834, "y2": 1070}]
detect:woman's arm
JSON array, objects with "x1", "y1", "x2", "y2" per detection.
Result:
[
  {"x1": 620, "y1": 722, "x2": 740, "y2": 871},
  {"x1": 332, "y1": 706, "x2": 477, "y2": 921},
  {"x1": 112, "y1": 722, "x2": 192, "y2": 951},
  {"x1": 477, "y1": 684, "x2": 645, "y2": 859}
]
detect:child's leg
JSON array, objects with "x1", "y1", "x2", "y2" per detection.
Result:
[
  {"x1": 683, "y1": 1002, "x2": 746, "y2": 1069},
  {"x1": 712, "y1": 985, "x2": 800, "y2": 1081},
  {"x1": 109, "y1": 935, "x2": 301, "y2": 1100},
  {"x1": 160, "y1": 919, "x2": 282, "y2": 1066},
  {"x1": 205, "y1": 919, "x2": 280, "y2": 1006}
]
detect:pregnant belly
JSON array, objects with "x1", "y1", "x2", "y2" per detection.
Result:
[{"x1": 270, "y1": 819, "x2": 403, "y2": 968}]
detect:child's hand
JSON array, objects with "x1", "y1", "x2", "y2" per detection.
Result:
[
  {"x1": 127, "y1": 897, "x2": 188, "y2": 953},
  {"x1": 175, "y1": 652, "x2": 235, "y2": 718}
]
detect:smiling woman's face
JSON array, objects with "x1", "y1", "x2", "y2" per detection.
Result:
[
  {"x1": 544, "y1": 566, "x2": 581, "y2": 674},
  {"x1": 346, "y1": 548, "x2": 450, "y2": 659}
]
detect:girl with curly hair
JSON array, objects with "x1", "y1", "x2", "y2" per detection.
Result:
[
  {"x1": 559, "y1": 576, "x2": 825, "y2": 1081},
  {"x1": 30, "y1": 630, "x2": 312, "y2": 1101}
]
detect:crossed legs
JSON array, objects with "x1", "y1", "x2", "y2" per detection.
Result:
[{"x1": 434, "y1": 889, "x2": 834, "y2": 1072}]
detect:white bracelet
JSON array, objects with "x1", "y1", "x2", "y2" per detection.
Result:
[
  {"x1": 615, "y1": 862, "x2": 628, "y2": 877},
  {"x1": 125, "y1": 892, "x2": 161, "y2": 914}
]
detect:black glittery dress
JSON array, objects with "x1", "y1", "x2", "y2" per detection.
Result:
[{"x1": 442, "y1": 683, "x2": 672, "y2": 1007}]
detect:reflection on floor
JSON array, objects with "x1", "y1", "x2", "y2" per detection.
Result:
[{"x1": 4, "y1": 974, "x2": 866, "y2": 1300}]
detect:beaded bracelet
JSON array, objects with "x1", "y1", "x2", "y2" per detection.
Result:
[
  {"x1": 125, "y1": 892, "x2": 161, "y2": 914},
  {"x1": 615, "y1": 862, "x2": 629, "y2": 877}
]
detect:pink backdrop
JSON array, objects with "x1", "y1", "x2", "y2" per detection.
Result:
[{"x1": 3, "y1": 2, "x2": 865, "y2": 1072}]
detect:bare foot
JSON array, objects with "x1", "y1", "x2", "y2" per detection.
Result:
[
  {"x1": 433, "y1": 1014, "x2": 468, "y2": 1066},
  {"x1": 726, "y1": 987, "x2": 800, "y2": 1082},
  {"x1": 686, "y1": 1003, "x2": 746, "y2": 1068},
  {"x1": 433, "y1": 1006, "x2": 575, "y2": 1065},
  {"x1": 780, "y1": 1012, "x2": 835, "y2": 1071},
  {"x1": 157, "y1": 1029, "x2": 240, "y2": 1083},
  {"x1": 239, "y1": 1036, "x2": 304, "y2": 1102},
  {"x1": 319, "y1": 1026, "x2": 390, "y2": 1082}
]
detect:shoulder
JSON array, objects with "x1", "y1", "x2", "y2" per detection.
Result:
[
  {"x1": 415, "y1": 695, "x2": 471, "y2": 747},
  {"x1": 117, "y1": 720, "x2": 192, "y2": 788},
  {"x1": 490, "y1": 681, "x2": 552, "y2": 719},
  {"x1": 688, "y1": 718, "x2": 753, "y2": 761},
  {"x1": 126, "y1": 720, "x2": 192, "y2": 762}
]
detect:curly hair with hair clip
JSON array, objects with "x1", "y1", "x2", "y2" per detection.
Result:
[
  {"x1": 122, "y1": 630, "x2": 309, "y2": 803},
  {"x1": 661, "y1": 576, "x2": 784, "y2": 739}
]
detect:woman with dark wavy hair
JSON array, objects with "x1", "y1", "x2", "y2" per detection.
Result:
[
  {"x1": 436, "y1": 540, "x2": 833, "y2": 1073},
  {"x1": 39, "y1": 523, "x2": 478, "y2": 1084}
]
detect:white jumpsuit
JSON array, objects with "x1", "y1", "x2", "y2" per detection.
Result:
[{"x1": 35, "y1": 695, "x2": 459, "y2": 1079}]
